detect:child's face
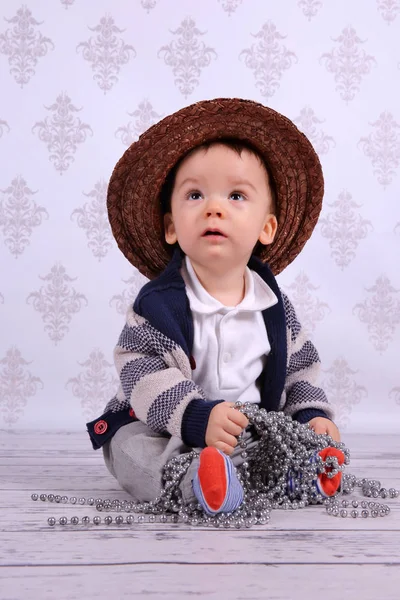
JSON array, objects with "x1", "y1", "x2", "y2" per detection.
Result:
[{"x1": 164, "y1": 144, "x2": 277, "y2": 269}]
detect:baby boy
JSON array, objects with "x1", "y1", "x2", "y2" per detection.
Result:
[{"x1": 87, "y1": 98, "x2": 341, "y2": 514}]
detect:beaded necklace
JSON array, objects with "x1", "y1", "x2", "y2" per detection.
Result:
[{"x1": 31, "y1": 403, "x2": 399, "y2": 528}]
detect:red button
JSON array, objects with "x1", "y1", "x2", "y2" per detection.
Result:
[
  {"x1": 94, "y1": 420, "x2": 108, "y2": 435},
  {"x1": 129, "y1": 408, "x2": 136, "y2": 418}
]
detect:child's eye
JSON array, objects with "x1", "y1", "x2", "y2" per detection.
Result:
[
  {"x1": 230, "y1": 191, "x2": 245, "y2": 201},
  {"x1": 187, "y1": 191, "x2": 202, "y2": 201}
]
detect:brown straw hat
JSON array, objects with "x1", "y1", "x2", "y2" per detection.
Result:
[{"x1": 107, "y1": 98, "x2": 324, "y2": 279}]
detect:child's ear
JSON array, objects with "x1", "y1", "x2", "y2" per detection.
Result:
[
  {"x1": 259, "y1": 214, "x2": 278, "y2": 246},
  {"x1": 164, "y1": 212, "x2": 177, "y2": 245}
]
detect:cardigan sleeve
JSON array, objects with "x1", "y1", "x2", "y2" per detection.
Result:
[
  {"x1": 281, "y1": 292, "x2": 335, "y2": 423},
  {"x1": 112, "y1": 306, "x2": 223, "y2": 447}
]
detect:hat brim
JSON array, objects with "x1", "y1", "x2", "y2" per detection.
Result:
[{"x1": 107, "y1": 98, "x2": 324, "y2": 279}]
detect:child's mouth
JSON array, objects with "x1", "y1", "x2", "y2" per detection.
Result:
[{"x1": 202, "y1": 229, "x2": 227, "y2": 238}]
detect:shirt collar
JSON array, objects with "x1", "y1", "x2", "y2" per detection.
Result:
[{"x1": 181, "y1": 255, "x2": 278, "y2": 315}]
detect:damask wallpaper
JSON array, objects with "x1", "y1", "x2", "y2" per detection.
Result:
[{"x1": 0, "y1": 0, "x2": 399, "y2": 433}]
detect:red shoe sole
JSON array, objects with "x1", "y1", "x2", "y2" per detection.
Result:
[{"x1": 198, "y1": 447, "x2": 228, "y2": 511}]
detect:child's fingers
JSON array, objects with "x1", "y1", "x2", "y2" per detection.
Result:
[
  {"x1": 214, "y1": 441, "x2": 235, "y2": 456},
  {"x1": 311, "y1": 424, "x2": 329, "y2": 437},
  {"x1": 310, "y1": 423, "x2": 324, "y2": 434},
  {"x1": 310, "y1": 421, "x2": 341, "y2": 442},
  {"x1": 223, "y1": 419, "x2": 244, "y2": 437},
  {"x1": 228, "y1": 409, "x2": 249, "y2": 430},
  {"x1": 327, "y1": 423, "x2": 341, "y2": 442},
  {"x1": 219, "y1": 430, "x2": 238, "y2": 449}
]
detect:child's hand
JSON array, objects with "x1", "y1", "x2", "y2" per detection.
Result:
[
  {"x1": 205, "y1": 402, "x2": 249, "y2": 455},
  {"x1": 308, "y1": 417, "x2": 341, "y2": 442}
]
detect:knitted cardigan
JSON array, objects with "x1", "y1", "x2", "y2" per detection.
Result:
[{"x1": 87, "y1": 248, "x2": 333, "y2": 450}]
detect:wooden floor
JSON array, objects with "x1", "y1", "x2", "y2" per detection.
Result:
[{"x1": 1, "y1": 431, "x2": 399, "y2": 600}]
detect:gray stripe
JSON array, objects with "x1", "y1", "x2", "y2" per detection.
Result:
[
  {"x1": 286, "y1": 381, "x2": 328, "y2": 408},
  {"x1": 118, "y1": 322, "x2": 179, "y2": 355},
  {"x1": 282, "y1": 292, "x2": 301, "y2": 342},
  {"x1": 120, "y1": 356, "x2": 166, "y2": 400},
  {"x1": 105, "y1": 394, "x2": 130, "y2": 413},
  {"x1": 287, "y1": 340, "x2": 320, "y2": 376},
  {"x1": 147, "y1": 380, "x2": 201, "y2": 433}
]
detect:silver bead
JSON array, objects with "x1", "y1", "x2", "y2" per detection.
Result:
[
  {"x1": 61, "y1": 496, "x2": 68, "y2": 504},
  {"x1": 82, "y1": 516, "x2": 90, "y2": 525},
  {"x1": 340, "y1": 510, "x2": 347, "y2": 518},
  {"x1": 258, "y1": 515, "x2": 269, "y2": 524},
  {"x1": 87, "y1": 497, "x2": 95, "y2": 505},
  {"x1": 126, "y1": 515, "x2": 134, "y2": 524},
  {"x1": 78, "y1": 497, "x2": 86, "y2": 505},
  {"x1": 54, "y1": 495, "x2": 61, "y2": 503},
  {"x1": 70, "y1": 496, "x2": 77, "y2": 504},
  {"x1": 350, "y1": 510, "x2": 358, "y2": 518},
  {"x1": 48, "y1": 494, "x2": 55, "y2": 502},
  {"x1": 59, "y1": 517, "x2": 68, "y2": 525},
  {"x1": 31, "y1": 493, "x2": 38, "y2": 501},
  {"x1": 361, "y1": 510, "x2": 368, "y2": 518},
  {"x1": 115, "y1": 515, "x2": 123, "y2": 524},
  {"x1": 40, "y1": 494, "x2": 47, "y2": 501},
  {"x1": 93, "y1": 516, "x2": 101, "y2": 525},
  {"x1": 47, "y1": 517, "x2": 56, "y2": 526},
  {"x1": 70, "y1": 516, "x2": 79, "y2": 525}
]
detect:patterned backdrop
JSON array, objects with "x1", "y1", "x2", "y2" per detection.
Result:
[{"x1": 0, "y1": 0, "x2": 399, "y2": 433}]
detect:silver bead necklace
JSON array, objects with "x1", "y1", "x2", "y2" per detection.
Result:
[{"x1": 31, "y1": 403, "x2": 399, "y2": 529}]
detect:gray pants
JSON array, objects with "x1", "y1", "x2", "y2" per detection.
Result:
[{"x1": 103, "y1": 420, "x2": 259, "y2": 504}]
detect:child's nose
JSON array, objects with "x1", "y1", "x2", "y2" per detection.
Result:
[{"x1": 204, "y1": 195, "x2": 225, "y2": 217}]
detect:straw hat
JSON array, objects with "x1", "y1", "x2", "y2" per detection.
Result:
[{"x1": 107, "y1": 98, "x2": 324, "y2": 279}]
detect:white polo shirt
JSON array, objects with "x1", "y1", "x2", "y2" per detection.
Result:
[{"x1": 180, "y1": 256, "x2": 278, "y2": 404}]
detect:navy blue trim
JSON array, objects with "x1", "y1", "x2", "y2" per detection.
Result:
[
  {"x1": 293, "y1": 408, "x2": 330, "y2": 424},
  {"x1": 181, "y1": 398, "x2": 225, "y2": 448},
  {"x1": 86, "y1": 409, "x2": 138, "y2": 450},
  {"x1": 248, "y1": 255, "x2": 287, "y2": 413},
  {"x1": 134, "y1": 248, "x2": 193, "y2": 357}
]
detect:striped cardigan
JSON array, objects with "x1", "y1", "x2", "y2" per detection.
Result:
[{"x1": 87, "y1": 248, "x2": 333, "y2": 450}]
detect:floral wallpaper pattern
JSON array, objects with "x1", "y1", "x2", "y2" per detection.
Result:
[{"x1": 0, "y1": 0, "x2": 399, "y2": 433}]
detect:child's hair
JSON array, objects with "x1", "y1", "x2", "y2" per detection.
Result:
[{"x1": 159, "y1": 137, "x2": 277, "y2": 256}]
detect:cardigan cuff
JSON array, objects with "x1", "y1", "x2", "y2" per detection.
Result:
[
  {"x1": 293, "y1": 408, "x2": 331, "y2": 424},
  {"x1": 181, "y1": 398, "x2": 225, "y2": 448}
]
